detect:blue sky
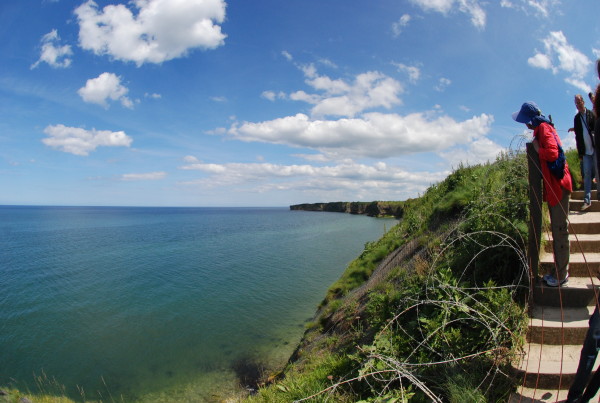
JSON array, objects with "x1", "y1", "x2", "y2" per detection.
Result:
[{"x1": 1, "y1": 0, "x2": 599, "y2": 207}]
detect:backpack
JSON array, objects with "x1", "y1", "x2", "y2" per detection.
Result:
[{"x1": 547, "y1": 132, "x2": 566, "y2": 180}]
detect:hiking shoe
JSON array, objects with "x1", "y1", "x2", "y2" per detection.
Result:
[
  {"x1": 545, "y1": 274, "x2": 568, "y2": 287},
  {"x1": 581, "y1": 202, "x2": 591, "y2": 211}
]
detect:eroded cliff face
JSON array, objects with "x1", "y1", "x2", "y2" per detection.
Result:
[{"x1": 290, "y1": 201, "x2": 403, "y2": 218}]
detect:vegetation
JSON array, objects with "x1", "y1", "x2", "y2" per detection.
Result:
[
  {"x1": 247, "y1": 145, "x2": 581, "y2": 402},
  {"x1": 0, "y1": 372, "x2": 81, "y2": 403}
]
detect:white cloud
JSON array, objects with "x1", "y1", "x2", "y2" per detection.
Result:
[
  {"x1": 566, "y1": 78, "x2": 592, "y2": 93},
  {"x1": 282, "y1": 50, "x2": 293, "y2": 61},
  {"x1": 226, "y1": 111, "x2": 494, "y2": 159},
  {"x1": 292, "y1": 153, "x2": 331, "y2": 163},
  {"x1": 561, "y1": 132, "x2": 576, "y2": 151},
  {"x1": 262, "y1": 91, "x2": 276, "y2": 101},
  {"x1": 74, "y1": 0, "x2": 227, "y2": 66},
  {"x1": 410, "y1": 0, "x2": 486, "y2": 28},
  {"x1": 42, "y1": 124, "x2": 133, "y2": 156},
  {"x1": 261, "y1": 91, "x2": 286, "y2": 101},
  {"x1": 121, "y1": 172, "x2": 167, "y2": 181},
  {"x1": 392, "y1": 14, "x2": 411, "y2": 37},
  {"x1": 528, "y1": 31, "x2": 592, "y2": 93},
  {"x1": 500, "y1": 0, "x2": 560, "y2": 18},
  {"x1": 290, "y1": 67, "x2": 403, "y2": 118},
  {"x1": 318, "y1": 58, "x2": 338, "y2": 69},
  {"x1": 393, "y1": 62, "x2": 421, "y2": 83},
  {"x1": 31, "y1": 29, "x2": 73, "y2": 69},
  {"x1": 435, "y1": 77, "x2": 452, "y2": 91},
  {"x1": 439, "y1": 137, "x2": 503, "y2": 166},
  {"x1": 527, "y1": 53, "x2": 552, "y2": 70},
  {"x1": 78, "y1": 72, "x2": 133, "y2": 108},
  {"x1": 183, "y1": 155, "x2": 201, "y2": 164}
]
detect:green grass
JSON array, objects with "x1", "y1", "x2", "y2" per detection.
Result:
[{"x1": 566, "y1": 147, "x2": 582, "y2": 190}]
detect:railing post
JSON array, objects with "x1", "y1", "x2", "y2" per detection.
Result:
[{"x1": 527, "y1": 142, "x2": 543, "y2": 285}]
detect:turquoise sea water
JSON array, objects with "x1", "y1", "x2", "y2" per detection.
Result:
[{"x1": 0, "y1": 206, "x2": 395, "y2": 401}]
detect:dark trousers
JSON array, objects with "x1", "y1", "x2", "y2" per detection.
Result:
[{"x1": 568, "y1": 305, "x2": 600, "y2": 402}]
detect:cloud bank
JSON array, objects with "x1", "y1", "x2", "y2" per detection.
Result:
[
  {"x1": 179, "y1": 159, "x2": 448, "y2": 200},
  {"x1": 227, "y1": 112, "x2": 494, "y2": 160}
]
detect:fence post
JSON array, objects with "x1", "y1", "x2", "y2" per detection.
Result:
[{"x1": 527, "y1": 142, "x2": 543, "y2": 286}]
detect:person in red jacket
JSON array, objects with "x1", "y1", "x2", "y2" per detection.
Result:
[{"x1": 513, "y1": 101, "x2": 572, "y2": 286}]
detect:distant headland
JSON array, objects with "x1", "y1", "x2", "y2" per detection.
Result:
[{"x1": 290, "y1": 201, "x2": 404, "y2": 218}]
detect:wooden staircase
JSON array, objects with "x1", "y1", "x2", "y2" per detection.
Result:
[{"x1": 510, "y1": 190, "x2": 600, "y2": 402}]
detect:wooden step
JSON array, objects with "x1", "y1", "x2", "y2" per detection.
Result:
[
  {"x1": 526, "y1": 305, "x2": 594, "y2": 345},
  {"x1": 533, "y1": 277, "x2": 598, "y2": 307}
]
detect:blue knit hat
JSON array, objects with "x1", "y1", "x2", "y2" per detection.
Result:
[{"x1": 512, "y1": 102, "x2": 541, "y2": 124}]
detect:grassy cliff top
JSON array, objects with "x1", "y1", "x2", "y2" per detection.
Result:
[{"x1": 246, "y1": 146, "x2": 582, "y2": 402}]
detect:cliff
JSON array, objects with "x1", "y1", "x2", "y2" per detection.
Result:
[{"x1": 290, "y1": 201, "x2": 404, "y2": 218}]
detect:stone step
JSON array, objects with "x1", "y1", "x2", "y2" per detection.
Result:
[
  {"x1": 572, "y1": 190, "x2": 598, "y2": 201},
  {"x1": 568, "y1": 211, "x2": 600, "y2": 234},
  {"x1": 512, "y1": 343, "x2": 600, "y2": 390},
  {"x1": 508, "y1": 386, "x2": 600, "y2": 402},
  {"x1": 543, "y1": 233, "x2": 600, "y2": 253},
  {"x1": 519, "y1": 192, "x2": 600, "y2": 399},
  {"x1": 527, "y1": 305, "x2": 594, "y2": 345},
  {"x1": 570, "y1": 199, "x2": 600, "y2": 212},
  {"x1": 540, "y1": 252, "x2": 600, "y2": 278},
  {"x1": 533, "y1": 277, "x2": 598, "y2": 307}
]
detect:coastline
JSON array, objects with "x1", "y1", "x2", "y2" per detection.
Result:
[{"x1": 290, "y1": 201, "x2": 404, "y2": 218}]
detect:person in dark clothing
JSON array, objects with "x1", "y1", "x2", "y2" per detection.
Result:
[
  {"x1": 566, "y1": 294, "x2": 600, "y2": 402},
  {"x1": 568, "y1": 94, "x2": 597, "y2": 209},
  {"x1": 594, "y1": 59, "x2": 600, "y2": 185},
  {"x1": 566, "y1": 59, "x2": 600, "y2": 403}
]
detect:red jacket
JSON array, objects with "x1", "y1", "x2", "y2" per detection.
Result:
[{"x1": 534, "y1": 122, "x2": 572, "y2": 207}]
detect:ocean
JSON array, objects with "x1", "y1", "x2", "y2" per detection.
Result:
[{"x1": 0, "y1": 205, "x2": 396, "y2": 401}]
